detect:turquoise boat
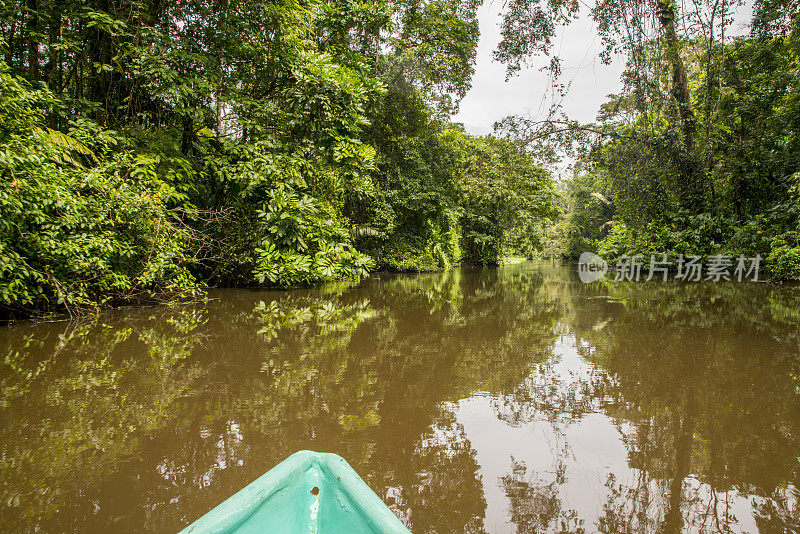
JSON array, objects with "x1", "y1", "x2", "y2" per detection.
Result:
[{"x1": 179, "y1": 451, "x2": 411, "y2": 533}]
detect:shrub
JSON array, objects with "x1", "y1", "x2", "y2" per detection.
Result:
[
  {"x1": 0, "y1": 67, "x2": 199, "y2": 314},
  {"x1": 253, "y1": 185, "x2": 374, "y2": 285},
  {"x1": 767, "y1": 232, "x2": 800, "y2": 281}
]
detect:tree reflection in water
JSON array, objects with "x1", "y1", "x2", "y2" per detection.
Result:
[
  {"x1": 488, "y1": 269, "x2": 800, "y2": 533},
  {"x1": 0, "y1": 263, "x2": 799, "y2": 532},
  {"x1": 500, "y1": 457, "x2": 584, "y2": 533}
]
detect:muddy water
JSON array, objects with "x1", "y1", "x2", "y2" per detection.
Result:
[{"x1": 1, "y1": 262, "x2": 799, "y2": 533}]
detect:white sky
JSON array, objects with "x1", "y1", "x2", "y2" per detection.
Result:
[
  {"x1": 454, "y1": 0, "x2": 755, "y2": 137},
  {"x1": 453, "y1": 1, "x2": 626, "y2": 136}
]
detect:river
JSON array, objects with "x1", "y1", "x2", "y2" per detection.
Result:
[{"x1": 1, "y1": 262, "x2": 799, "y2": 532}]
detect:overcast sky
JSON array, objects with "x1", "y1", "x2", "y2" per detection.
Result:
[{"x1": 454, "y1": 0, "x2": 755, "y2": 137}]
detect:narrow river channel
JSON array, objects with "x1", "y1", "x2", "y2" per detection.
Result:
[{"x1": 1, "y1": 262, "x2": 799, "y2": 532}]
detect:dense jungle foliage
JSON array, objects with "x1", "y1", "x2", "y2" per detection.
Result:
[
  {"x1": 4, "y1": 0, "x2": 799, "y2": 316},
  {"x1": 0, "y1": 0, "x2": 558, "y2": 315},
  {"x1": 513, "y1": 0, "x2": 800, "y2": 280}
]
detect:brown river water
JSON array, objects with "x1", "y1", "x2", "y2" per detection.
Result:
[{"x1": 1, "y1": 262, "x2": 799, "y2": 533}]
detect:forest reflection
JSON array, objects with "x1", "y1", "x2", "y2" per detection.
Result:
[{"x1": 1, "y1": 263, "x2": 799, "y2": 532}]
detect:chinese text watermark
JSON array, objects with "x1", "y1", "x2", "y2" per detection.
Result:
[{"x1": 578, "y1": 253, "x2": 761, "y2": 283}]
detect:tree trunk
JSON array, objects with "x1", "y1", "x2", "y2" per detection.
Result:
[
  {"x1": 662, "y1": 392, "x2": 696, "y2": 533},
  {"x1": 216, "y1": 92, "x2": 223, "y2": 140},
  {"x1": 657, "y1": 0, "x2": 695, "y2": 150},
  {"x1": 5, "y1": 13, "x2": 18, "y2": 68},
  {"x1": 46, "y1": 1, "x2": 63, "y2": 92},
  {"x1": 87, "y1": 0, "x2": 112, "y2": 125},
  {"x1": 657, "y1": 0, "x2": 706, "y2": 213},
  {"x1": 181, "y1": 114, "x2": 194, "y2": 156},
  {"x1": 27, "y1": 0, "x2": 39, "y2": 79}
]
